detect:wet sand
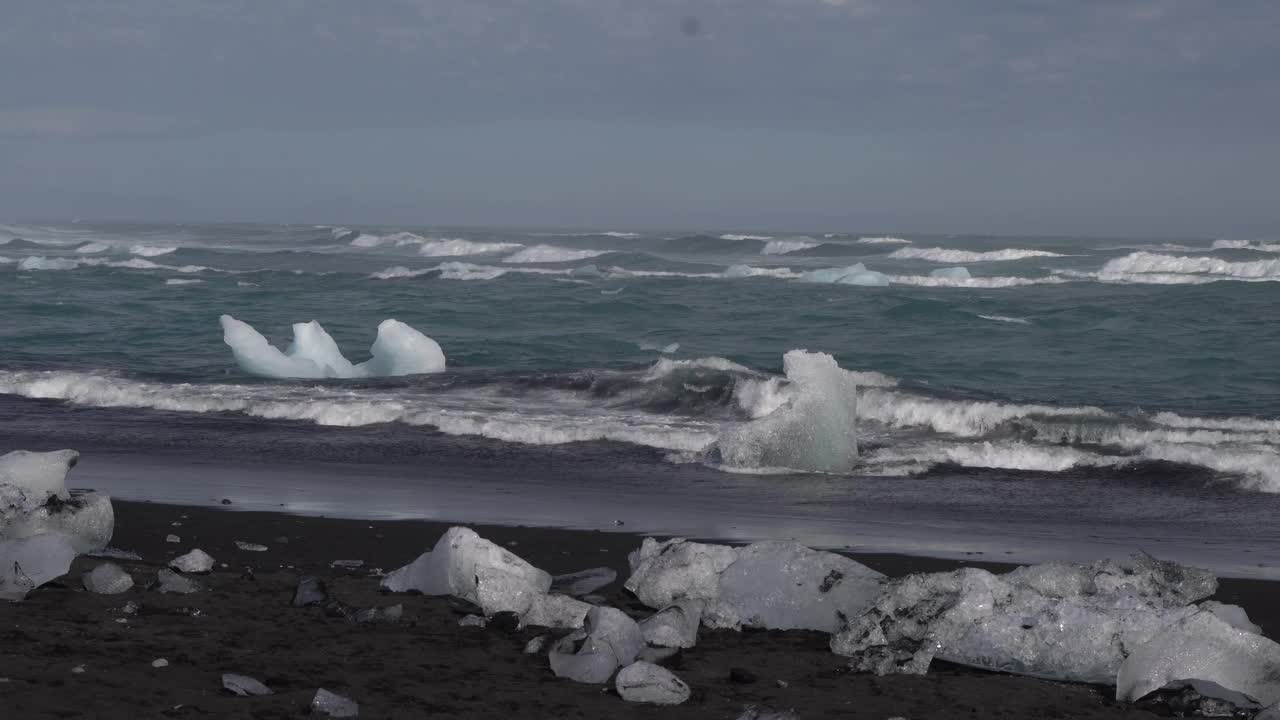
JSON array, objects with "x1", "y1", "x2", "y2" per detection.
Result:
[{"x1": 1, "y1": 500, "x2": 1274, "y2": 719}]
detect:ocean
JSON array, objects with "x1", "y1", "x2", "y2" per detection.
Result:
[{"x1": 2, "y1": 221, "x2": 1278, "y2": 577}]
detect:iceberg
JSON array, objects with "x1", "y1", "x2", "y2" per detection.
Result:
[
  {"x1": 798, "y1": 263, "x2": 890, "y2": 286},
  {"x1": 219, "y1": 315, "x2": 445, "y2": 379}
]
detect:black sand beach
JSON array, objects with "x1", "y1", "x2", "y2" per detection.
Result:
[{"x1": 3, "y1": 500, "x2": 1274, "y2": 719}]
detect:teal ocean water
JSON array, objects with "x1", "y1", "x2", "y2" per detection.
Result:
[{"x1": 2, "y1": 221, "x2": 1279, "y2": 575}]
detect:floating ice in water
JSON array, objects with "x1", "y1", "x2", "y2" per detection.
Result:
[
  {"x1": 381, "y1": 527, "x2": 551, "y2": 616},
  {"x1": 311, "y1": 689, "x2": 359, "y2": 718},
  {"x1": 222, "y1": 673, "x2": 273, "y2": 696},
  {"x1": 637, "y1": 341, "x2": 680, "y2": 355},
  {"x1": 831, "y1": 552, "x2": 1216, "y2": 683},
  {"x1": 640, "y1": 599, "x2": 703, "y2": 649},
  {"x1": 715, "y1": 351, "x2": 858, "y2": 472},
  {"x1": 551, "y1": 567, "x2": 617, "y2": 597},
  {"x1": 549, "y1": 606, "x2": 644, "y2": 684},
  {"x1": 220, "y1": 315, "x2": 446, "y2": 379},
  {"x1": 169, "y1": 549, "x2": 215, "y2": 574},
  {"x1": 615, "y1": 661, "x2": 691, "y2": 705},
  {"x1": 625, "y1": 538, "x2": 740, "y2": 609},
  {"x1": 712, "y1": 541, "x2": 884, "y2": 633},
  {"x1": 929, "y1": 266, "x2": 971, "y2": 281},
  {"x1": 797, "y1": 263, "x2": 890, "y2": 286},
  {"x1": 155, "y1": 569, "x2": 201, "y2": 594},
  {"x1": 82, "y1": 563, "x2": 134, "y2": 595},
  {"x1": 1117, "y1": 611, "x2": 1280, "y2": 706}
]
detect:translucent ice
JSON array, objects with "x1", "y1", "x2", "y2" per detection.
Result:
[
  {"x1": 798, "y1": 264, "x2": 890, "y2": 286},
  {"x1": 640, "y1": 599, "x2": 703, "y2": 649},
  {"x1": 520, "y1": 593, "x2": 593, "y2": 630},
  {"x1": 311, "y1": 689, "x2": 359, "y2": 718},
  {"x1": 381, "y1": 527, "x2": 551, "y2": 616},
  {"x1": 549, "y1": 606, "x2": 643, "y2": 684},
  {"x1": 222, "y1": 673, "x2": 273, "y2": 696},
  {"x1": 1199, "y1": 600, "x2": 1263, "y2": 635},
  {"x1": 0, "y1": 449, "x2": 79, "y2": 510},
  {"x1": 625, "y1": 538, "x2": 739, "y2": 609},
  {"x1": 219, "y1": 315, "x2": 445, "y2": 379},
  {"x1": 155, "y1": 569, "x2": 201, "y2": 594},
  {"x1": 615, "y1": 661, "x2": 691, "y2": 705},
  {"x1": 715, "y1": 351, "x2": 858, "y2": 472},
  {"x1": 82, "y1": 563, "x2": 134, "y2": 595},
  {"x1": 169, "y1": 549, "x2": 215, "y2": 574},
  {"x1": 0, "y1": 535, "x2": 77, "y2": 601},
  {"x1": 551, "y1": 567, "x2": 617, "y2": 597},
  {"x1": 929, "y1": 267, "x2": 972, "y2": 281},
  {"x1": 1116, "y1": 611, "x2": 1280, "y2": 706}
]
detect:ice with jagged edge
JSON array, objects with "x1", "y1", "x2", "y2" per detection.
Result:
[
  {"x1": 1, "y1": 450, "x2": 114, "y2": 601},
  {"x1": 830, "y1": 552, "x2": 1218, "y2": 684},
  {"x1": 220, "y1": 314, "x2": 445, "y2": 379},
  {"x1": 381, "y1": 527, "x2": 550, "y2": 616},
  {"x1": 715, "y1": 350, "x2": 858, "y2": 472},
  {"x1": 549, "y1": 606, "x2": 644, "y2": 683}
]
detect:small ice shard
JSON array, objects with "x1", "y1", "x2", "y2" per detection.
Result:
[
  {"x1": 551, "y1": 567, "x2": 617, "y2": 597},
  {"x1": 169, "y1": 549, "x2": 215, "y2": 574},
  {"x1": 524, "y1": 636, "x2": 548, "y2": 654},
  {"x1": 549, "y1": 607, "x2": 644, "y2": 684},
  {"x1": 234, "y1": 541, "x2": 267, "y2": 552},
  {"x1": 165, "y1": 535, "x2": 180, "y2": 544},
  {"x1": 615, "y1": 661, "x2": 690, "y2": 705},
  {"x1": 624, "y1": 538, "x2": 739, "y2": 609},
  {"x1": 222, "y1": 673, "x2": 273, "y2": 696},
  {"x1": 1199, "y1": 600, "x2": 1263, "y2": 635},
  {"x1": 220, "y1": 314, "x2": 445, "y2": 380},
  {"x1": 929, "y1": 266, "x2": 971, "y2": 281},
  {"x1": 152, "y1": 658, "x2": 168, "y2": 668},
  {"x1": 1133, "y1": 679, "x2": 1261, "y2": 717},
  {"x1": 89, "y1": 547, "x2": 141, "y2": 561},
  {"x1": 293, "y1": 577, "x2": 328, "y2": 607},
  {"x1": 354, "y1": 604, "x2": 402, "y2": 624},
  {"x1": 1116, "y1": 611, "x2": 1280, "y2": 706},
  {"x1": 155, "y1": 569, "x2": 201, "y2": 594},
  {"x1": 520, "y1": 593, "x2": 593, "y2": 630},
  {"x1": 121, "y1": 600, "x2": 140, "y2": 615},
  {"x1": 381, "y1": 527, "x2": 551, "y2": 616},
  {"x1": 458, "y1": 614, "x2": 486, "y2": 628},
  {"x1": 71, "y1": 664, "x2": 85, "y2": 674},
  {"x1": 331, "y1": 559, "x2": 364, "y2": 569},
  {"x1": 639, "y1": 599, "x2": 703, "y2": 649},
  {"x1": 311, "y1": 689, "x2": 359, "y2": 718},
  {"x1": 82, "y1": 563, "x2": 134, "y2": 595}
]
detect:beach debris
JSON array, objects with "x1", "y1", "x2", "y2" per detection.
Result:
[
  {"x1": 331, "y1": 559, "x2": 363, "y2": 569},
  {"x1": 1132, "y1": 678, "x2": 1261, "y2": 717},
  {"x1": 0, "y1": 449, "x2": 114, "y2": 601},
  {"x1": 155, "y1": 569, "x2": 202, "y2": 594},
  {"x1": 736, "y1": 706, "x2": 799, "y2": 720},
  {"x1": 234, "y1": 541, "x2": 267, "y2": 552},
  {"x1": 311, "y1": 688, "x2": 359, "y2": 718},
  {"x1": 639, "y1": 599, "x2": 703, "y2": 649},
  {"x1": 523, "y1": 636, "x2": 548, "y2": 655},
  {"x1": 381, "y1": 527, "x2": 551, "y2": 616},
  {"x1": 166, "y1": 535, "x2": 180, "y2": 543},
  {"x1": 88, "y1": 547, "x2": 141, "y2": 561},
  {"x1": 615, "y1": 661, "x2": 690, "y2": 705},
  {"x1": 520, "y1": 593, "x2": 593, "y2": 630},
  {"x1": 82, "y1": 562, "x2": 134, "y2": 595},
  {"x1": 549, "y1": 606, "x2": 643, "y2": 684},
  {"x1": 293, "y1": 577, "x2": 328, "y2": 607},
  {"x1": 152, "y1": 658, "x2": 169, "y2": 668},
  {"x1": 551, "y1": 567, "x2": 617, "y2": 597},
  {"x1": 222, "y1": 673, "x2": 273, "y2": 696},
  {"x1": 458, "y1": 614, "x2": 486, "y2": 628},
  {"x1": 169, "y1": 549, "x2": 215, "y2": 574},
  {"x1": 1117, "y1": 610, "x2": 1280, "y2": 706},
  {"x1": 831, "y1": 552, "x2": 1217, "y2": 684}
]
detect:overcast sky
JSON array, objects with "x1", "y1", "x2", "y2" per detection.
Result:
[{"x1": 2, "y1": 0, "x2": 1277, "y2": 236}]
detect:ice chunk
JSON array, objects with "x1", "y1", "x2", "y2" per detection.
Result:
[
  {"x1": 715, "y1": 541, "x2": 884, "y2": 632},
  {"x1": 833, "y1": 555, "x2": 1213, "y2": 683},
  {"x1": 0, "y1": 449, "x2": 79, "y2": 508},
  {"x1": 0, "y1": 535, "x2": 77, "y2": 601},
  {"x1": 155, "y1": 568, "x2": 201, "y2": 594},
  {"x1": 222, "y1": 673, "x2": 273, "y2": 696},
  {"x1": 624, "y1": 538, "x2": 739, "y2": 608},
  {"x1": 311, "y1": 689, "x2": 359, "y2": 718},
  {"x1": 220, "y1": 315, "x2": 445, "y2": 379},
  {"x1": 82, "y1": 563, "x2": 134, "y2": 595},
  {"x1": 381, "y1": 527, "x2": 551, "y2": 616},
  {"x1": 169, "y1": 549, "x2": 215, "y2": 574},
  {"x1": 1116, "y1": 611, "x2": 1280, "y2": 706},
  {"x1": 458, "y1": 614, "x2": 486, "y2": 628},
  {"x1": 524, "y1": 636, "x2": 549, "y2": 654},
  {"x1": 715, "y1": 351, "x2": 858, "y2": 472},
  {"x1": 520, "y1": 593, "x2": 593, "y2": 630},
  {"x1": 152, "y1": 658, "x2": 169, "y2": 668},
  {"x1": 293, "y1": 576, "x2": 328, "y2": 607},
  {"x1": 1132, "y1": 679, "x2": 1261, "y2": 717},
  {"x1": 639, "y1": 599, "x2": 703, "y2": 649},
  {"x1": 549, "y1": 606, "x2": 643, "y2": 684},
  {"x1": 551, "y1": 567, "x2": 617, "y2": 597},
  {"x1": 797, "y1": 264, "x2": 890, "y2": 286},
  {"x1": 354, "y1": 604, "x2": 402, "y2": 624},
  {"x1": 1199, "y1": 600, "x2": 1263, "y2": 635},
  {"x1": 929, "y1": 267, "x2": 972, "y2": 281},
  {"x1": 165, "y1": 534, "x2": 180, "y2": 543},
  {"x1": 234, "y1": 541, "x2": 267, "y2": 552},
  {"x1": 615, "y1": 661, "x2": 691, "y2": 705}
]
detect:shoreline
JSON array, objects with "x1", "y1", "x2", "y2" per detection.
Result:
[{"x1": 1, "y1": 499, "x2": 1274, "y2": 718}]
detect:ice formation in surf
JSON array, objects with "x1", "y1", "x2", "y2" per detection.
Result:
[
  {"x1": 219, "y1": 315, "x2": 446, "y2": 379},
  {"x1": 797, "y1": 263, "x2": 890, "y2": 286}
]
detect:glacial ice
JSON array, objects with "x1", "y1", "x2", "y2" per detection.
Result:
[
  {"x1": 615, "y1": 661, "x2": 691, "y2": 705},
  {"x1": 625, "y1": 538, "x2": 740, "y2": 608},
  {"x1": 715, "y1": 350, "x2": 858, "y2": 472},
  {"x1": 551, "y1": 567, "x2": 617, "y2": 596},
  {"x1": 155, "y1": 568, "x2": 201, "y2": 594},
  {"x1": 311, "y1": 689, "x2": 359, "y2": 718},
  {"x1": 169, "y1": 549, "x2": 215, "y2": 574},
  {"x1": 797, "y1": 263, "x2": 890, "y2": 286},
  {"x1": 520, "y1": 593, "x2": 593, "y2": 630},
  {"x1": 381, "y1": 527, "x2": 551, "y2": 616},
  {"x1": 929, "y1": 266, "x2": 972, "y2": 281},
  {"x1": 1116, "y1": 611, "x2": 1280, "y2": 706},
  {"x1": 639, "y1": 599, "x2": 703, "y2": 648},
  {"x1": 831, "y1": 553, "x2": 1217, "y2": 683},
  {"x1": 1200, "y1": 600, "x2": 1263, "y2": 634},
  {"x1": 0, "y1": 535, "x2": 77, "y2": 601},
  {"x1": 82, "y1": 563, "x2": 134, "y2": 595},
  {"x1": 549, "y1": 606, "x2": 644, "y2": 684},
  {"x1": 222, "y1": 673, "x2": 273, "y2": 696},
  {"x1": 1133, "y1": 679, "x2": 1261, "y2": 717},
  {"x1": 219, "y1": 315, "x2": 445, "y2": 379}
]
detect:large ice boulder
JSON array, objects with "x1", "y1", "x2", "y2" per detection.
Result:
[
  {"x1": 832, "y1": 553, "x2": 1217, "y2": 684},
  {"x1": 1, "y1": 450, "x2": 114, "y2": 601},
  {"x1": 640, "y1": 599, "x2": 704, "y2": 649},
  {"x1": 382, "y1": 527, "x2": 551, "y2": 616},
  {"x1": 520, "y1": 593, "x2": 594, "y2": 630},
  {"x1": 625, "y1": 538, "x2": 739, "y2": 608},
  {"x1": 549, "y1": 606, "x2": 644, "y2": 684},
  {"x1": 220, "y1": 315, "x2": 445, "y2": 379},
  {"x1": 1117, "y1": 611, "x2": 1280, "y2": 706}
]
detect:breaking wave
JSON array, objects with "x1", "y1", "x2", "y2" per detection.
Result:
[
  {"x1": 1098, "y1": 252, "x2": 1280, "y2": 282},
  {"x1": 503, "y1": 245, "x2": 609, "y2": 264},
  {"x1": 889, "y1": 247, "x2": 1067, "y2": 263},
  {"x1": 761, "y1": 238, "x2": 820, "y2": 255},
  {"x1": 857, "y1": 237, "x2": 911, "y2": 245},
  {"x1": 417, "y1": 238, "x2": 524, "y2": 257}
]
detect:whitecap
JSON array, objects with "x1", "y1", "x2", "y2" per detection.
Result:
[
  {"x1": 418, "y1": 238, "x2": 523, "y2": 257},
  {"x1": 857, "y1": 236, "x2": 911, "y2": 245},
  {"x1": 761, "y1": 238, "x2": 820, "y2": 255},
  {"x1": 130, "y1": 245, "x2": 177, "y2": 257},
  {"x1": 889, "y1": 247, "x2": 1066, "y2": 263},
  {"x1": 75, "y1": 242, "x2": 112, "y2": 254},
  {"x1": 165, "y1": 279, "x2": 202, "y2": 286},
  {"x1": 720, "y1": 234, "x2": 774, "y2": 241},
  {"x1": 977, "y1": 314, "x2": 1031, "y2": 325},
  {"x1": 502, "y1": 245, "x2": 609, "y2": 264}
]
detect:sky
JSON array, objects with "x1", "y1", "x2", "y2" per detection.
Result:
[{"x1": 1, "y1": 0, "x2": 1278, "y2": 237}]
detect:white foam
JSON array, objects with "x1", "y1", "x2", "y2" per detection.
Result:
[
  {"x1": 130, "y1": 245, "x2": 177, "y2": 257},
  {"x1": 220, "y1": 315, "x2": 446, "y2": 379},
  {"x1": 75, "y1": 242, "x2": 111, "y2": 254},
  {"x1": 1213, "y1": 239, "x2": 1280, "y2": 253},
  {"x1": 1099, "y1": 252, "x2": 1280, "y2": 281},
  {"x1": 645, "y1": 356, "x2": 755, "y2": 380},
  {"x1": 857, "y1": 236, "x2": 911, "y2": 245},
  {"x1": 17, "y1": 256, "x2": 79, "y2": 271},
  {"x1": 369, "y1": 266, "x2": 432, "y2": 280},
  {"x1": 349, "y1": 233, "x2": 383, "y2": 247},
  {"x1": 857, "y1": 388, "x2": 1108, "y2": 438},
  {"x1": 890, "y1": 274, "x2": 1069, "y2": 288},
  {"x1": 978, "y1": 314, "x2": 1031, "y2": 325},
  {"x1": 638, "y1": 341, "x2": 680, "y2": 354},
  {"x1": 722, "y1": 264, "x2": 801, "y2": 279},
  {"x1": 863, "y1": 441, "x2": 1125, "y2": 475},
  {"x1": 503, "y1": 245, "x2": 609, "y2": 264},
  {"x1": 720, "y1": 234, "x2": 773, "y2": 241},
  {"x1": 761, "y1": 238, "x2": 819, "y2": 255},
  {"x1": 165, "y1": 279, "x2": 202, "y2": 286},
  {"x1": 890, "y1": 247, "x2": 1067, "y2": 263},
  {"x1": 418, "y1": 239, "x2": 523, "y2": 257},
  {"x1": 601, "y1": 231, "x2": 641, "y2": 239}
]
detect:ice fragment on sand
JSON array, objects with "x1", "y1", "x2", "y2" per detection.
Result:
[
  {"x1": 520, "y1": 593, "x2": 593, "y2": 630},
  {"x1": 220, "y1": 314, "x2": 445, "y2": 379},
  {"x1": 382, "y1": 527, "x2": 551, "y2": 616},
  {"x1": 234, "y1": 541, "x2": 267, "y2": 552},
  {"x1": 1116, "y1": 611, "x2": 1280, "y2": 706},
  {"x1": 165, "y1": 535, "x2": 180, "y2": 543},
  {"x1": 0, "y1": 535, "x2": 76, "y2": 601},
  {"x1": 88, "y1": 547, "x2": 141, "y2": 561},
  {"x1": 331, "y1": 559, "x2": 363, "y2": 569},
  {"x1": 152, "y1": 658, "x2": 168, "y2": 668},
  {"x1": 155, "y1": 569, "x2": 201, "y2": 594},
  {"x1": 458, "y1": 614, "x2": 486, "y2": 628},
  {"x1": 222, "y1": 673, "x2": 273, "y2": 696},
  {"x1": 293, "y1": 577, "x2": 328, "y2": 607},
  {"x1": 640, "y1": 600, "x2": 703, "y2": 649},
  {"x1": 524, "y1": 636, "x2": 548, "y2": 655},
  {"x1": 625, "y1": 538, "x2": 739, "y2": 608},
  {"x1": 82, "y1": 563, "x2": 134, "y2": 595},
  {"x1": 615, "y1": 661, "x2": 690, "y2": 705},
  {"x1": 169, "y1": 549, "x2": 215, "y2": 574},
  {"x1": 1133, "y1": 679, "x2": 1261, "y2": 717},
  {"x1": 549, "y1": 606, "x2": 643, "y2": 684},
  {"x1": 551, "y1": 567, "x2": 617, "y2": 596},
  {"x1": 311, "y1": 688, "x2": 359, "y2": 718}
]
